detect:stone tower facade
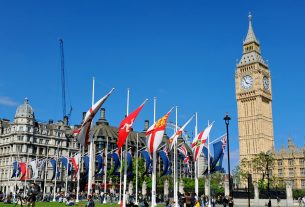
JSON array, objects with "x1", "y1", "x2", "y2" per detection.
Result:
[{"x1": 235, "y1": 14, "x2": 275, "y2": 168}]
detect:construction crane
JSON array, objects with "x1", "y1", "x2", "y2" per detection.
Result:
[{"x1": 59, "y1": 39, "x2": 72, "y2": 122}]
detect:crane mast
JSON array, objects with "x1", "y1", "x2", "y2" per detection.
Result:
[{"x1": 59, "y1": 39, "x2": 67, "y2": 119}]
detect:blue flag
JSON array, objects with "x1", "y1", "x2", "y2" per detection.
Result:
[
  {"x1": 141, "y1": 150, "x2": 152, "y2": 176},
  {"x1": 127, "y1": 151, "x2": 133, "y2": 177},
  {"x1": 111, "y1": 151, "x2": 121, "y2": 176},
  {"x1": 50, "y1": 158, "x2": 60, "y2": 180},
  {"x1": 211, "y1": 135, "x2": 227, "y2": 172},
  {"x1": 60, "y1": 156, "x2": 72, "y2": 176},
  {"x1": 11, "y1": 161, "x2": 20, "y2": 178},
  {"x1": 96, "y1": 153, "x2": 104, "y2": 176},
  {"x1": 83, "y1": 155, "x2": 89, "y2": 179},
  {"x1": 159, "y1": 150, "x2": 170, "y2": 176}
]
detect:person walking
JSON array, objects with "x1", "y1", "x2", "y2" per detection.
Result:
[{"x1": 302, "y1": 195, "x2": 305, "y2": 207}]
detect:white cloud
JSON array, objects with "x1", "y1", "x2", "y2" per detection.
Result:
[{"x1": 0, "y1": 96, "x2": 18, "y2": 107}]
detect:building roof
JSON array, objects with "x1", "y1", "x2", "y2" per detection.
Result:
[
  {"x1": 243, "y1": 12, "x2": 259, "y2": 45},
  {"x1": 15, "y1": 98, "x2": 34, "y2": 119}
]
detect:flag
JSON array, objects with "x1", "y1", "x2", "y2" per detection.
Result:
[
  {"x1": 211, "y1": 135, "x2": 227, "y2": 170},
  {"x1": 192, "y1": 122, "x2": 213, "y2": 161},
  {"x1": 146, "y1": 108, "x2": 173, "y2": 154},
  {"x1": 111, "y1": 151, "x2": 121, "y2": 176},
  {"x1": 74, "y1": 88, "x2": 115, "y2": 146},
  {"x1": 83, "y1": 155, "x2": 90, "y2": 179},
  {"x1": 38, "y1": 159, "x2": 46, "y2": 171},
  {"x1": 50, "y1": 158, "x2": 60, "y2": 180},
  {"x1": 96, "y1": 153, "x2": 104, "y2": 176},
  {"x1": 178, "y1": 145, "x2": 190, "y2": 173},
  {"x1": 60, "y1": 156, "x2": 72, "y2": 176},
  {"x1": 141, "y1": 150, "x2": 152, "y2": 176},
  {"x1": 29, "y1": 160, "x2": 38, "y2": 179},
  {"x1": 158, "y1": 147, "x2": 170, "y2": 176},
  {"x1": 19, "y1": 162, "x2": 27, "y2": 181},
  {"x1": 117, "y1": 100, "x2": 147, "y2": 152},
  {"x1": 168, "y1": 115, "x2": 194, "y2": 150},
  {"x1": 127, "y1": 150, "x2": 133, "y2": 177},
  {"x1": 71, "y1": 153, "x2": 81, "y2": 175},
  {"x1": 12, "y1": 161, "x2": 20, "y2": 178}
]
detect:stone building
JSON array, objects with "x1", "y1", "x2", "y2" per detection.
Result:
[
  {"x1": 0, "y1": 99, "x2": 194, "y2": 194},
  {"x1": 0, "y1": 98, "x2": 79, "y2": 194},
  {"x1": 273, "y1": 138, "x2": 305, "y2": 189}
]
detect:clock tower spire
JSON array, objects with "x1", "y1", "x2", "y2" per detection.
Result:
[{"x1": 235, "y1": 13, "x2": 275, "y2": 181}]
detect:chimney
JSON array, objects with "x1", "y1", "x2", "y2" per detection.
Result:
[
  {"x1": 48, "y1": 119, "x2": 54, "y2": 124},
  {"x1": 144, "y1": 120, "x2": 149, "y2": 131},
  {"x1": 100, "y1": 108, "x2": 106, "y2": 119},
  {"x1": 63, "y1": 116, "x2": 68, "y2": 125},
  {"x1": 96, "y1": 108, "x2": 108, "y2": 126}
]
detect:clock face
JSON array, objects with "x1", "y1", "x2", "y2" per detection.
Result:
[
  {"x1": 241, "y1": 75, "x2": 253, "y2": 90},
  {"x1": 263, "y1": 76, "x2": 269, "y2": 90}
]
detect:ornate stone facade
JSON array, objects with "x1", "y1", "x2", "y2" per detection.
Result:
[
  {"x1": 0, "y1": 98, "x2": 79, "y2": 194},
  {"x1": 235, "y1": 14, "x2": 274, "y2": 180},
  {"x1": 273, "y1": 138, "x2": 305, "y2": 189}
]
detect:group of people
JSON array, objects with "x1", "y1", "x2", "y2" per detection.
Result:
[{"x1": 0, "y1": 183, "x2": 40, "y2": 206}]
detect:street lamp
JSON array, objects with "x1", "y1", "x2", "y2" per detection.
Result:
[{"x1": 224, "y1": 113, "x2": 233, "y2": 207}]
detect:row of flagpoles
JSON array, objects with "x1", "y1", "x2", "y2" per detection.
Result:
[{"x1": 10, "y1": 77, "x2": 228, "y2": 207}]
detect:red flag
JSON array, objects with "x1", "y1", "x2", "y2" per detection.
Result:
[
  {"x1": 74, "y1": 88, "x2": 114, "y2": 146},
  {"x1": 117, "y1": 99, "x2": 147, "y2": 152},
  {"x1": 19, "y1": 162, "x2": 27, "y2": 181}
]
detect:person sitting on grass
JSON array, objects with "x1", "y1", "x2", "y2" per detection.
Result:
[{"x1": 86, "y1": 195, "x2": 95, "y2": 207}]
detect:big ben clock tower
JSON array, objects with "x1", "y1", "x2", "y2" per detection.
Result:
[{"x1": 236, "y1": 13, "x2": 275, "y2": 168}]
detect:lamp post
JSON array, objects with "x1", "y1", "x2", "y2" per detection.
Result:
[{"x1": 224, "y1": 113, "x2": 233, "y2": 207}]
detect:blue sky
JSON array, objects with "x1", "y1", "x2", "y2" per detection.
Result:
[{"x1": 0, "y1": 1, "x2": 305, "y2": 169}]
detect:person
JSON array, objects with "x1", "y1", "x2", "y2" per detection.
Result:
[
  {"x1": 302, "y1": 195, "x2": 305, "y2": 207},
  {"x1": 143, "y1": 199, "x2": 149, "y2": 207},
  {"x1": 100, "y1": 192, "x2": 104, "y2": 204},
  {"x1": 86, "y1": 195, "x2": 95, "y2": 207},
  {"x1": 276, "y1": 196, "x2": 280, "y2": 207},
  {"x1": 27, "y1": 183, "x2": 40, "y2": 207},
  {"x1": 222, "y1": 196, "x2": 228, "y2": 207}
]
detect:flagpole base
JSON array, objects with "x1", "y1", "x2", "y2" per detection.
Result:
[
  {"x1": 76, "y1": 199, "x2": 79, "y2": 203},
  {"x1": 118, "y1": 200, "x2": 121, "y2": 204},
  {"x1": 135, "y1": 202, "x2": 138, "y2": 205},
  {"x1": 103, "y1": 198, "x2": 107, "y2": 204}
]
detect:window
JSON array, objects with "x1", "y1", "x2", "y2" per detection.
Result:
[
  {"x1": 300, "y1": 168, "x2": 305, "y2": 176},
  {"x1": 45, "y1": 140, "x2": 49, "y2": 145},
  {"x1": 17, "y1": 136, "x2": 23, "y2": 141},
  {"x1": 289, "y1": 168, "x2": 294, "y2": 176},
  {"x1": 288, "y1": 159, "x2": 294, "y2": 166},
  {"x1": 277, "y1": 160, "x2": 282, "y2": 167},
  {"x1": 278, "y1": 169, "x2": 283, "y2": 176},
  {"x1": 300, "y1": 159, "x2": 304, "y2": 165},
  {"x1": 302, "y1": 180, "x2": 305, "y2": 188},
  {"x1": 39, "y1": 139, "x2": 43, "y2": 144}
]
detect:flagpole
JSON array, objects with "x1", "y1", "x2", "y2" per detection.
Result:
[
  {"x1": 208, "y1": 120, "x2": 211, "y2": 207},
  {"x1": 103, "y1": 136, "x2": 109, "y2": 203},
  {"x1": 174, "y1": 106, "x2": 178, "y2": 207},
  {"x1": 76, "y1": 145, "x2": 81, "y2": 203},
  {"x1": 34, "y1": 154, "x2": 38, "y2": 184},
  {"x1": 65, "y1": 148, "x2": 70, "y2": 197},
  {"x1": 24, "y1": 150, "x2": 29, "y2": 191},
  {"x1": 195, "y1": 112, "x2": 199, "y2": 196},
  {"x1": 53, "y1": 145, "x2": 59, "y2": 202},
  {"x1": 151, "y1": 97, "x2": 157, "y2": 207},
  {"x1": 135, "y1": 133, "x2": 139, "y2": 205},
  {"x1": 43, "y1": 146, "x2": 49, "y2": 199},
  {"x1": 122, "y1": 88, "x2": 130, "y2": 207},
  {"x1": 118, "y1": 149, "x2": 122, "y2": 204},
  {"x1": 88, "y1": 77, "x2": 95, "y2": 196}
]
